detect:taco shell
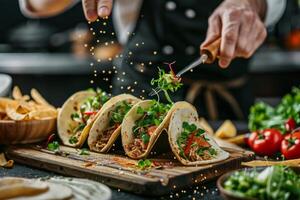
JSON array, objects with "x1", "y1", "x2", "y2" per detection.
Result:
[
  {"x1": 168, "y1": 101, "x2": 229, "y2": 165},
  {"x1": 88, "y1": 94, "x2": 140, "y2": 153},
  {"x1": 57, "y1": 90, "x2": 105, "y2": 147}
]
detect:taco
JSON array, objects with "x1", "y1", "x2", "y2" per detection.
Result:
[
  {"x1": 57, "y1": 89, "x2": 109, "y2": 147},
  {"x1": 88, "y1": 94, "x2": 140, "y2": 153},
  {"x1": 168, "y1": 101, "x2": 229, "y2": 165},
  {"x1": 121, "y1": 100, "x2": 176, "y2": 159}
]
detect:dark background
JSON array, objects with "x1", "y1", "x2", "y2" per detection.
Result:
[{"x1": 0, "y1": 0, "x2": 300, "y2": 107}]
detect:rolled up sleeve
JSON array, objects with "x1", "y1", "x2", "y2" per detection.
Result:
[{"x1": 265, "y1": 0, "x2": 287, "y2": 27}]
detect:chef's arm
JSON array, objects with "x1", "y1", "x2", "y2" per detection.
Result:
[
  {"x1": 19, "y1": 0, "x2": 78, "y2": 18},
  {"x1": 201, "y1": 0, "x2": 286, "y2": 68}
]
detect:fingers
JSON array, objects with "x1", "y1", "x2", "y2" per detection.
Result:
[
  {"x1": 219, "y1": 10, "x2": 241, "y2": 68},
  {"x1": 82, "y1": 0, "x2": 98, "y2": 22},
  {"x1": 97, "y1": 0, "x2": 113, "y2": 18},
  {"x1": 236, "y1": 11, "x2": 267, "y2": 59},
  {"x1": 236, "y1": 11, "x2": 255, "y2": 58},
  {"x1": 201, "y1": 14, "x2": 222, "y2": 49},
  {"x1": 82, "y1": 0, "x2": 113, "y2": 21}
]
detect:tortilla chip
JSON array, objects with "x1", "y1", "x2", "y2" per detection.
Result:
[{"x1": 0, "y1": 153, "x2": 14, "y2": 168}]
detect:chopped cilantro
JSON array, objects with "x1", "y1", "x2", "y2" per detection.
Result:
[
  {"x1": 79, "y1": 148, "x2": 90, "y2": 155},
  {"x1": 69, "y1": 136, "x2": 78, "y2": 144},
  {"x1": 151, "y1": 68, "x2": 183, "y2": 104},
  {"x1": 137, "y1": 159, "x2": 152, "y2": 170},
  {"x1": 48, "y1": 141, "x2": 60, "y2": 152}
]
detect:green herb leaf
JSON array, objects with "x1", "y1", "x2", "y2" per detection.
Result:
[
  {"x1": 79, "y1": 148, "x2": 90, "y2": 155},
  {"x1": 137, "y1": 159, "x2": 152, "y2": 170},
  {"x1": 69, "y1": 136, "x2": 78, "y2": 144},
  {"x1": 48, "y1": 141, "x2": 60, "y2": 152}
]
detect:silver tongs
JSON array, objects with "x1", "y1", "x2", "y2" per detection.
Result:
[{"x1": 149, "y1": 38, "x2": 221, "y2": 96}]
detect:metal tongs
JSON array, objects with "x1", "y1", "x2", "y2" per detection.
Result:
[{"x1": 149, "y1": 38, "x2": 221, "y2": 96}]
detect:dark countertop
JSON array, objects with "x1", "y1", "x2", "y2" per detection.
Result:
[
  {"x1": 0, "y1": 164, "x2": 222, "y2": 200},
  {"x1": 1, "y1": 48, "x2": 300, "y2": 75}
]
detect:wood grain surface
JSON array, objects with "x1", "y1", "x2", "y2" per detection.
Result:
[{"x1": 7, "y1": 144, "x2": 254, "y2": 196}]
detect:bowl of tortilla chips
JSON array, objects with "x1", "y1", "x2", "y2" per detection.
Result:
[{"x1": 0, "y1": 86, "x2": 57, "y2": 144}]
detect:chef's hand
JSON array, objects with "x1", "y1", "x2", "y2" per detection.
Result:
[
  {"x1": 82, "y1": 0, "x2": 113, "y2": 22},
  {"x1": 201, "y1": 0, "x2": 267, "y2": 68}
]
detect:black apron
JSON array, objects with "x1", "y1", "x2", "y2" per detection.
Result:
[{"x1": 112, "y1": 0, "x2": 253, "y2": 120}]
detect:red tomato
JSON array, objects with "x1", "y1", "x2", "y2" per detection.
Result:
[
  {"x1": 251, "y1": 129, "x2": 283, "y2": 156},
  {"x1": 147, "y1": 125, "x2": 157, "y2": 136},
  {"x1": 195, "y1": 137, "x2": 210, "y2": 148},
  {"x1": 285, "y1": 118, "x2": 296, "y2": 132},
  {"x1": 247, "y1": 132, "x2": 258, "y2": 148},
  {"x1": 184, "y1": 132, "x2": 195, "y2": 156},
  {"x1": 281, "y1": 132, "x2": 300, "y2": 159}
]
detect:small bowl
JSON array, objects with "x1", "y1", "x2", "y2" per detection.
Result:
[
  {"x1": 217, "y1": 168, "x2": 258, "y2": 200},
  {"x1": 0, "y1": 118, "x2": 56, "y2": 144}
]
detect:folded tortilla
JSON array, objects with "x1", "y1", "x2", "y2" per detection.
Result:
[
  {"x1": 168, "y1": 101, "x2": 229, "y2": 165},
  {"x1": 88, "y1": 94, "x2": 140, "y2": 153},
  {"x1": 57, "y1": 90, "x2": 109, "y2": 148},
  {"x1": 121, "y1": 100, "x2": 182, "y2": 159}
]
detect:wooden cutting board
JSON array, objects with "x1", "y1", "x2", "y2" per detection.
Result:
[{"x1": 6, "y1": 144, "x2": 254, "y2": 196}]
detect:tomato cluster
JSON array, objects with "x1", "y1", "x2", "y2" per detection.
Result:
[{"x1": 247, "y1": 118, "x2": 300, "y2": 159}]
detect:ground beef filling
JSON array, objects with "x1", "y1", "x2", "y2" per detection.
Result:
[
  {"x1": 127, "y1": 138, "x2": 148, "y2": 158},
  {"x1": 95, "y1": 124, "x2": 120, "y2": 149}
]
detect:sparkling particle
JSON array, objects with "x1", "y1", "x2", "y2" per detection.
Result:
[
  {"x1": 142, "y1": 90, "x2": 145, "y2": 93},
  {"x1": 109, "y1": 85, "x2": 113, "y2": 88},
  {"x1": 163, "y1": 45, "x2": 174, "y2": 55},
  {"x1": 135, "y1": 43, "x2": 139, "y2": 47},
  {"x1": 153, "y1": 51, "x2": 157, "y2": 55},
  {"x1": 166, "y1": 1, "x2": 176, "y2": 10},
  {"x1": 90, "y1": 80, "x2": 94, "y2": 84},
  {"x1": 90, "y1": 63, "x2": 94, "y2": 66},
  {"x1": 131, "y1": 89, "x2": 135, "y2": 92},
  {"x1": 185, "y1": 9, "x2": 196, "y2": 18},
  {"x1": 122, "y1": 72, "x2": 126, "y2": 75},
  {"x1": 108, "y1": 71, "x2": 112, "y2": 74},
  {"x1": 120, "y1": 86, "x2": 124, "y2": 89},
  {"x1": 134, "y1": 81, "x2": 137, "y2": 85},
  {"x1": 129, "y1": 51, "x2": 132, "y2": 55},
  {"x1": 84, "y1": 44, "x2": 88, "y2": 47},
  {"x1": 103, "y1": 22, "x2": 107, "y2": 26},
  {"x1": 105, "y1": 42, "x2": 108, "y2": 46}
]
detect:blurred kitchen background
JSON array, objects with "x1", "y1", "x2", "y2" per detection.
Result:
[{"x1": 0, "y1": 0, "x2": 300, "y2": 108}]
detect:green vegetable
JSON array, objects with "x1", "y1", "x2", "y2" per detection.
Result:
[
  {"x1": 248, "y1": 87, "x2": 300, "y2": 133},
  {"x1": 151, "y1": 68, "x2": 183, "y2": 103},
  {"x1": 69, "y1": 88, "x2": 109, "y2": 135},
  {"x1": 132, "y1": 100, "x2": 171, "y2": 144},
  {"x1": 137, "y1": 159, "x2": 152, "y2": 170},
  {"x1": 79, "y1": 148, "x2": 90, "y2": 155},
  {"x1": 48, "y1": 141, "x2": 60, "y2": 152},
  {"x1": 224, "y1": 166, "x2": 300, "y2": 200},
  {"x1": 110, "y1": 101, "x2": 132, "y2": 125},
  {"x1": 69, "y1": 136, "x2": 78, "y2": 144}
]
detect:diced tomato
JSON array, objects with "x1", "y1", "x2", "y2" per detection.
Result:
[
  {"x1": 184, "y1": 132, "x2": 195, "y2": 156},
  {"x1": 84, "y1": 111, "x2": 98, "y2": 116},
  {"x1": 147, "y1": 125, "x2": 157, "y2": 136},
  {"x1": 195, "y1": 137, "x2": 210, "y2": 148}
]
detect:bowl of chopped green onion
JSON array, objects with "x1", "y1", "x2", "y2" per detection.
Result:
[{"x1": 217, "y1": 166, "x2": 300, "y2": 200}]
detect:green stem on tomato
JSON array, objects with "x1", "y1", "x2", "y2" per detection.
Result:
[{"x1": 163, "y1": 89, "x2": 173, "y2": 104}]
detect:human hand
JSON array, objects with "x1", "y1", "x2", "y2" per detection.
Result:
[
  {"x1": 201, "y1": 0, "x2": 267, "y2": 68},
  {"x1": 82, "y1": 0, "x2": 113, "y2": 22}
]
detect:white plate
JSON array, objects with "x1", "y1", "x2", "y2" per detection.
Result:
[{"x1": 42, "y1": 177, "x2": 112, "y2": 200}]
